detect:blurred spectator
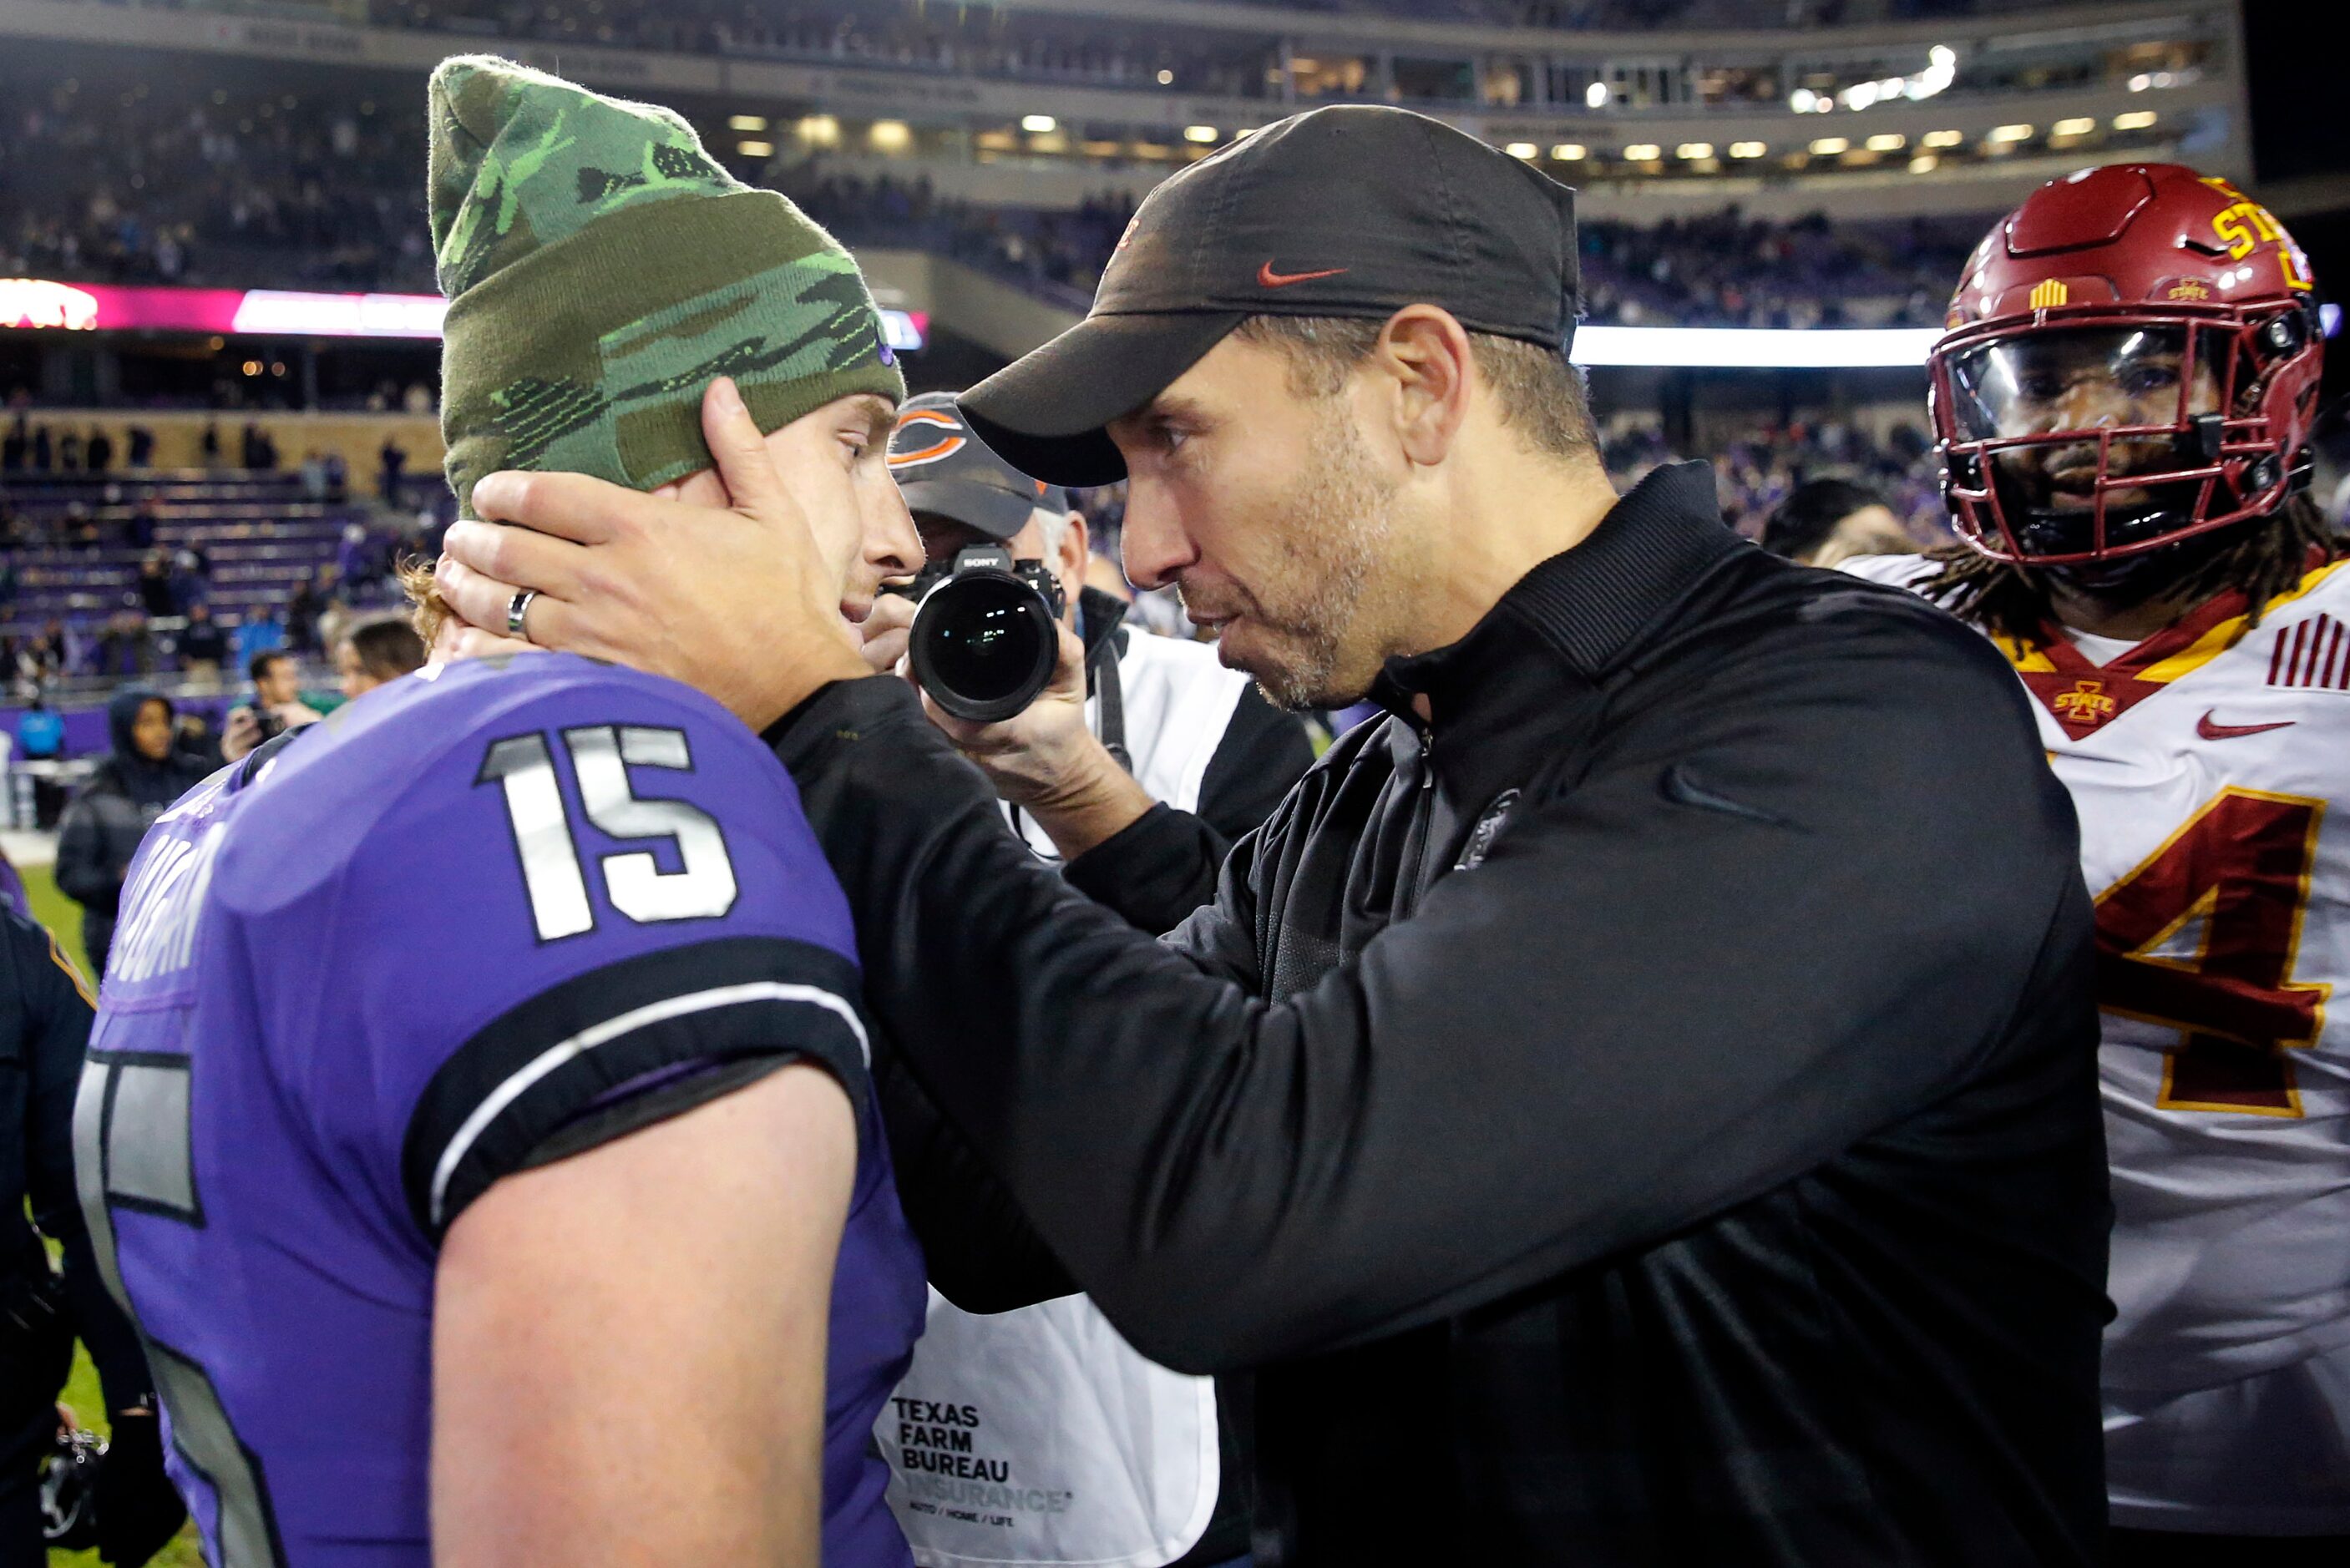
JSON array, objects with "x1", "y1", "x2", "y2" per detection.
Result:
[
  {"x1": 1, "y1": 417, "x2": 23, "y2": 472},
  {"x1": 89, "y1": 611, "x2": 155, "y2": 680},
  {"x1": 238, "y1": 422, "x2": 278, "y2": 471},
  {"x1": 286, "y1": 572, "x2": 326, "y2": 654},
  {"x1": 171, "y1": 539, "x2": 212, "y2": 602},
  {"x1": 1759, "y1": 478, "x2": 1918, "y2": 567},
  {"x1": 12, "y1": 698, "x2": 62, "y2": 763},
  {"x1": 124, "y1": 424, "x2": 154, "y2": 468},
  {"x1": 135, "y1": 551, "x2": 176, "y2": 619},
  {"x1": 84, "y1": 426, "x2": 113, "y2": 475},
  {"x1": 178, "y1": 601, "x2": 230, "y2": 693},
  {"x1": 126, "y1": 496, "x2": 161, "y2": 552},
  {"x1": 55, "y1": 432, "x2": 80, "y2": 473},
  {"x1": 12, "y1": 627, "x2": 65, "y2": 694},
  {"x1": 219, "y1": 649, "x2": 322, "y2": 764},
  {"x1": 199, "y1": 420, "x2": 221, "y2": 468},
  {"x1": 334, "y1": 615, "x2": 426, "y2": 701},
  {"x1": 377, "y1": 435, "x2": 407, "y2": 501},
  {"x1": 28, "y1": 428, "x2": 49, "y2": 473},
  {"x1": 54, "y1": 688, "x2": 210, "y2": 979}
]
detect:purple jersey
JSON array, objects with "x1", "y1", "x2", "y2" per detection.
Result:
[{"x1": 73, "y1": 654, "x2": 926, "y2": 1566}]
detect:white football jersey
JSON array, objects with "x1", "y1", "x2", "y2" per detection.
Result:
[{"x1": 1850, "y1": 552, "x2": 2350, "y2": 1395}]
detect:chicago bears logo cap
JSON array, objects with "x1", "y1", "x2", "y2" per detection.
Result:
[
  {"x1": 958, "y1": 104, "x2": 1580, "y2": 487},
  {"x1": 887, "y1": 391, "x2": 1067, "y2": 542}
]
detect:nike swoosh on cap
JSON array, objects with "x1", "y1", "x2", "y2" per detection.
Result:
[
  {"x1": 2196, "y1": 711, "x2": 2297, "y2": 741},
  {"x1": 1257, "y1": 260, "x2": 1349, "y2": 289}
]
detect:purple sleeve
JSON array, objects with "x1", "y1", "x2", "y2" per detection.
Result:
[{"x1": 251, "y1": 668, "x2": 872, "y2": 1244}]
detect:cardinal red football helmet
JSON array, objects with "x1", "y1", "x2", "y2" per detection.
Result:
[{"x1": 1929, "y1": 164, "x2": 2324, "y2": 566}]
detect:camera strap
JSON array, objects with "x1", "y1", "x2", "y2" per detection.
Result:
[{"x1": 1088, "y1": 635, "x2": 1132, "y2": 774}]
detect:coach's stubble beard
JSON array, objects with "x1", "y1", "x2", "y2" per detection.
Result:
[{"x1": 1193, "y1": 400, "x2": 1417, "y2": 712}]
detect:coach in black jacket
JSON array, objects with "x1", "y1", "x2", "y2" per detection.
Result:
[{"x1": 434, "y1": 107, "x2": 2110, "y2": 1566}]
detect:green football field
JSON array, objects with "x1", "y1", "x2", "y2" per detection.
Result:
[{"x1": 20, "y1": 862, "x2": 205, "y2": 1568}]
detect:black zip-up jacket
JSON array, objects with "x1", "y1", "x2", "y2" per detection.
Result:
[
  {"x1": 0, "y1": 904, "x2": 148, "y2": 1416},
  {"x1": 769, "y1": 462, "x2": 2112, "y2": 1566}
]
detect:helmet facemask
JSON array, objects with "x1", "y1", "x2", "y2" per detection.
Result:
[{"x1": 1933, "y1": 303, "x2": 2317, "y2": 568}]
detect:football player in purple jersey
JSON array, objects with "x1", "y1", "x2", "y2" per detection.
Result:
[{"x1": 75, "y1": 60, "x2": 929, "y2": 1566}]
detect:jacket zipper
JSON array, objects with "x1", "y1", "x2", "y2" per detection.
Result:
[{"x1": 1395, "y1": 726, "x2": 1436, "y2": 921}]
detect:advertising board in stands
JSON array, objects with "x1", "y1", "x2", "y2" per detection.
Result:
[
  {"x1": 3, "y1": 276, "x2": 1960, "y2": 367},
  {"x1": 0, "y1": 280, "x2": 929, "y2": 351}
]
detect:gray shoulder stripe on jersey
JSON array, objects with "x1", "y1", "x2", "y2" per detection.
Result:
[{"x1": 428, "y1": 980, "x2": 869, "y2": 1228}]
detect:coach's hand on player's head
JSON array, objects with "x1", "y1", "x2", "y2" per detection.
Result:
[{"x1": 434, "y1": 376, "x2": 876, "y2": 730}]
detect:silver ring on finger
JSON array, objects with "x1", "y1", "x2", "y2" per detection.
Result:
[{"x1": 506, "y1": 588, "x2": 539, "y2": 642}]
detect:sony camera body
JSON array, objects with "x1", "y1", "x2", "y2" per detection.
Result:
[{"x1": 887, "y1": 544, "x2": 1067, "y2": 722}]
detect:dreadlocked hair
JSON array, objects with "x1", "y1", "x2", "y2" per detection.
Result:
[{"x1": 1918, "y1": 493, "x2": 2347, "y2": 644}]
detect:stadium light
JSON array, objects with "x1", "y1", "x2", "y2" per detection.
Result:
[
  {"x1": 1623, "y1": 144, "x2": 1661, "y2": 161},
  {"x1": 1570, "y1": 325, "x2": 1942, "y2": 369},
  {"x1": 869, "y1": 120, "x2": 912, "y2": 152},
  {"x1": 1157, "y1": 68, "x2": 1173, "y2": 85},
  {"x1": 1922, "y1": 129, "x2": 1963, "y2": 148},
  {"x1": 2052, "y1": 117, "x2": 2094, "y2": 136},
  {"x1": 1505, "y1": 142, "x2": 1538, "y2": 159},
  {"x1": 1809, "y1": 137, "x2": 1849, "y2": 155},
  {"x1": 1585, "y1": 81, "x2": 1608, "y2": 109},
  {"x1": 1677, "y1": 142, "x2": 1714, "y2": 160},
  {"x1": 1551, "y1": 143, "x2": 1587, "y2": 160},
  {"x1": 1789, "y1": 89, "x2": 1818, "y2": 113},
  {"x1": 737, "y1": 140, "x2": 773, "y2": 159},
  {"x1": 1865, "y1": 133, "x2": 1905, "y2": 151},
  {"x1": 1909, "y1": 154, "x2": 1938, "y2": 173},
  {"x1": 727, "y1": 114, "x2": 767, "y2": 133},
  {"x1": 1988, "y1": 124, "x2": 2033, "y2": 142},
  {"x1": 1021, "y1": 114, "x2": 1056, "y2": 134},
  {"x1": 1728, "y1": 141, "x2": 1767, "y2": 159},
  {"x1": 2113, "y1": 110, "x2": 2158, "y2": 130},
  {"x1": 1183, "y1": 124, "x2": 1218, "y2": 142},
  {"x1": 2128, "y1": 73, "x2": 2152, "y2": 92}
]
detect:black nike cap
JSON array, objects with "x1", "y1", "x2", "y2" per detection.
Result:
[
  {"x1": 886, "y1": 391, "x2": 1068, "y2": 542},
  {"x1": 957, "y1": 104, "x2": 1580, "y2": 488}
]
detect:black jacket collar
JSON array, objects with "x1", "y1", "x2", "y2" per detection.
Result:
[{"x1": 1371, "y1": 462, "x2": 1740, "y2": 725}]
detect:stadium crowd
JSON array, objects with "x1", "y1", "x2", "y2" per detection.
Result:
[
  {"x1": 0, "y1": 64, "x2": 433, "y2": 294},
  {"x1": 375, "y1": 0, "x2": 2096, "y2": 55}
]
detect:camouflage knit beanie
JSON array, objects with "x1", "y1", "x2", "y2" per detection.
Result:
[{"x1": 428, "y1": 56, "x2": 904, "y2": 517}]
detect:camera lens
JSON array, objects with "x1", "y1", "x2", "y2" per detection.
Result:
[{"x1": 909, "y1": 570, "x2": 1059, "y2": 721}]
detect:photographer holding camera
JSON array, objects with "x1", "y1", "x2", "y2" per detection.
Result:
[
  {"x1": 867, "y1": 394, "x2": 1313, "y2": 923},
  {"x1": 864, "y1": 393, "x2": 1309, "y2": 1568},
  {"x1": 218, "y1": 649, "x2": 324, "y2": 765}
]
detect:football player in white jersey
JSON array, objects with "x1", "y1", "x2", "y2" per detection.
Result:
[{"x1": 1848, "y1": 164, "x2": 2348, "y2": 1564}]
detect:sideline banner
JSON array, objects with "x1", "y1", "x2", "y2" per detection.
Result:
[{"x1": 0, "y1": 279, "x2": 928, "y2": 348}]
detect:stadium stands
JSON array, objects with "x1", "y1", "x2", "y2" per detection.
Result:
[
  {"x1": 0, "y1": 467, "x2": 419, "y2": 698},
  {"x1": 0, "y1": 0, "x2": 2269, "y2": 759}
]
